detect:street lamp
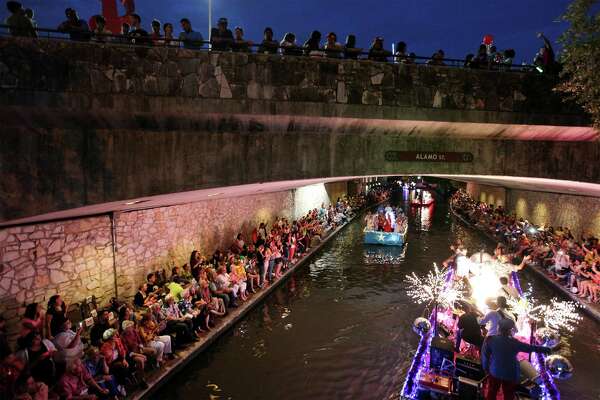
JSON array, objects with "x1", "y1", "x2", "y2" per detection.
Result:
[{"x1": 207, "y1": 0, "x2": 212, "y2": 43}]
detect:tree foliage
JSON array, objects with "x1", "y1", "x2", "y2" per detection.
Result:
[{"x1": 557, "y1": 0, "x2": 600, "y2": 127}]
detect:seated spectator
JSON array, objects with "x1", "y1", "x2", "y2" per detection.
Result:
[
  {"x1": 83, "y1": 346, "x2": 123, "y2": 398},
  {"x1": 179, "y1": 18, "x2": 204, "y2": 50},
  {"x1": 45, "y1": 295, "x2": 67, "y2": 340},
  {"x1": 120, "y1": 320, "x2": 156, "y2": 368},
  {"x1": 324, "y1": 32, "x2": 342, "y2": 58},
  {"x1": 280, "y1": 32, "x2": 301, "y2": 56},
  {"x1": 138, "y1": 314, "x2": 173, "y2": 364},
  {"x1": 343, "y1": 34, "x2": 362, "y2": 59},
  {"x1": 368, "y1": 36, "x2": 389, "y2": 62},
  {"x1": 57, "y1": 8, "x2": 90, "y2": 41},
  {"x1": 92, "y1": 15, "x2": 112, "y2": 42},
  {"x1": 15, "y1": 332, "x2": 57, "y2": 386},
  {"x1": 57, "y1": 358, "x2": 108, "y2": 399},
  {"x1": 258, "y1": 27, "x2": 278, "y2": 54},
  {"x1": 229, "y1": 262, "x2": 248, "y2": 301},
  {"x1": 11, "y1": 373, "x2": 48, "y2": 400},
  {"x1": 232, "y1": 26, "x2": 252, "y2": 52},
  {"x1": 4, "y1": 1, "x2": 36, "y2": 37},
  {"x1": 100, "y1": 328, "x2": 146, "y2": 388},
  {"x1": 20, "y1": 303, "x2": 44, "y2": 340},
  {"x1": 166, "y1": 278, "x2": 185, "y2": 301},
  {"x1": 245, "y1": 257, "x2": 260, "y2": 293},
  {"x1": 53, "y1": 318, "x2": 84, "y2": 367},
  {"x1": 303, "y1": 30, "x2": 323, "y2": 57},
  {"x1": 90, "y1": 310, "x2": 113, "y2": 347},
  {"x1": 150, "y1": 19, "x2": 161, "y2": 43},
  {"x1": 179, "y1": 289, "x2": 209, "y2": 334},
  {"x1": 199, "y1": 278, "x2": 226, "y2": 317},
  {"x1": 133, "y1": 283, "x2": 156, "y2": 308},
  {"x1": 208, "y1": 269, "x2": 231, "y2": 308},
  {"x1": 146, "y1": 272, "x2": 160, "y2": 294},
  {"x1": 163, "y1": 295, "x2": 195, "y2": 344},
  {"x1": 231, "y1": 233, "x2": 245, "y2": 254},
  {"x1": 210, "y1": 17, "x2": 234, "y2": 51}
]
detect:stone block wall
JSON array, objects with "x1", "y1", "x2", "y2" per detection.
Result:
[
  {"x1": 466, "y1": 182, "x2": 506, "y2": 207},
  {"x1": 0, "y1": 217, "x2": 115, "y2": 338},
  {"x1": 507, "y1": 190, "x2": 600, "y2": 236},
  {"x1": 113, "y1": 191, "x2": 294, "y2": 297}
]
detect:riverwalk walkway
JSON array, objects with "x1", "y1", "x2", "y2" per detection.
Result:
[
  {"x1": 132, "y1": 212, "x2": 361, "y2": 399},
  {"x1": 449, "y1": 204, "x2": 600, "y2": 324}
]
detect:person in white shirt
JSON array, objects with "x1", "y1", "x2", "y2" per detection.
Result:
[
  {"x1": 53, "y1": 318, "x2": 84, "y2": 366},
  {"x1": 479, "y1": 296, "x2": 516, "y2": 336}
]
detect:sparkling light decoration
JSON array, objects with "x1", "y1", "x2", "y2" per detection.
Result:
[
  {"x1": 538, "y1": 298, "x2": 582, "y2": 333},
  {"x1": 507, "y1": 288, "x2": 582, "y2": 333},
  {"x1": 404, "y1": 263, "x2": 463, "y2": 308}
]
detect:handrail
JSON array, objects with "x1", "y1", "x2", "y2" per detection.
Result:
[{"x1": 0, "y1": 24, "x2": 537, "y2": 72}]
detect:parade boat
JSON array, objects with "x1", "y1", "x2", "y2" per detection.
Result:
[
  {"x1": 363, "y1": 206, "x2": 408, "y2": 246},
  {"x1": 400, "y1": 252, "x2": 580, "y2": 400},
  {"x1": 411, "y1": 191, "x2": 435, "y2": 207}
]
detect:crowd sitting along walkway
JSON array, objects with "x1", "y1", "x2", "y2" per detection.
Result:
[
  {"x1": 450, "y1": 189, "x2": 600, "y2": 322},
  {"x1": 0, "y1": 189, "x2": 390, "y2": 400}
]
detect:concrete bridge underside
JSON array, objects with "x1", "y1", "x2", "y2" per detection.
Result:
[{"x1": 2, "y1": 110, "x2": 600, "y2": 224}]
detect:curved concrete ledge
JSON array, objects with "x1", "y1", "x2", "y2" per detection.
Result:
[
  {"x1": 131, "y1": 210, "x2": 362, "y2": 400},
  {"x1": 450, "y1": 204, "x2": 600, "y2": 323}
]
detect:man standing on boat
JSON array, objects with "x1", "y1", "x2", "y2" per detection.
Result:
[
  {"x1": 481, "y1": 319, "x2": 551, "y2": 400},
  {"x1": 478, "y1": 296, "x2": 515, "y2": 336}
]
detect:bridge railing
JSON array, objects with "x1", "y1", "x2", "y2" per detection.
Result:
[{"x1": 0, "y1": 24, "x2": 538, "y2": 73}]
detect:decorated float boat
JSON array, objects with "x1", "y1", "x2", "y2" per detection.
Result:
[
  {"x1": 400, "y1": 252, "x2": 581, "y2": 400},
  {"x1": 411, "y1": 191, "x2": 435, "y2": 207},
  {"x1": 364, "y1": 224, "x2": 408, "y2": 246}
]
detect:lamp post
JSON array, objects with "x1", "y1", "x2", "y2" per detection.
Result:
[{"x1": 208, "y1": 0, "x2": 212, "y2": 44}]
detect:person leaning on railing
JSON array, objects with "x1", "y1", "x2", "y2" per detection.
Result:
[
  {"x1": 57, "y1": 7, "x2": 91, "y2": 41},
  {"x1": 258, "y1": 26, "x2": 278, "y2": 54},
  {"x1": 4, "y1": 1, "x2": 36, "y2": 37},
  {"x1": 210, "y1": 17, "x2": 233, "y2": 51},
  {"x1": 178, "y1": 17, "x2": 204, "y2": 50}
]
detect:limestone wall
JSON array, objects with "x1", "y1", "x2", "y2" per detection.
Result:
[
  {"x1": 113, "y1": 191, "x2": 294, "y2": 297},
  {"x1": 0, "y1": 185, "x2": 341, "y2": 339},
  {"x1": 506, "y1": 190, "x2": 600, "y2": 236},
  {"x1": 466, "y1": 182, "x2": 506, "y2": 207},
  {"x1": 0, "y1": 217, "x2": 115, "y2": 338}
]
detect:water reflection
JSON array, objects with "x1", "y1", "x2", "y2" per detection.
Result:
[{"x1": 153, "y1": 200, "x2": 600, "y2": 400}]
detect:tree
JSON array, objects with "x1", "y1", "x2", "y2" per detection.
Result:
[{"x1": 557, "y1": 0, "x2": 600, "y2": 127}]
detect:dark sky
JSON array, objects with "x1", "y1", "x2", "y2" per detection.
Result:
[{"x1": 5, "y1": 0, "x2": 571, "y2": 63}]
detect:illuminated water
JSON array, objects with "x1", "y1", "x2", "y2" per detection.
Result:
[{"x1": 154, "y1": 193, "x2": 600, "y2": 400}]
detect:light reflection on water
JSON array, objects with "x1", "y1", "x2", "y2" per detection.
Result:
[{"x1": 153, "y1": 195, "x2": 600, "y2": 400}]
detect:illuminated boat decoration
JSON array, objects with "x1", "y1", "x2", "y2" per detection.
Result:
[
  {"x1": 363, "y1": 225, "x2": 407, "y2": 246},
  {"x1": 411, "y1": 191, "x2": 434, "y2": 207},
  {"x1": 400, "y1": 253, "x2": 579, "y2": 400}
]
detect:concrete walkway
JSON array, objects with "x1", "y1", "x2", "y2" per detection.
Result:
[
  {"x1": 131, "y1": 214, "x2": 359, "y2": 400},
  {"x1": 450, "y1": 205, "x2": 600, "y2": 324}
]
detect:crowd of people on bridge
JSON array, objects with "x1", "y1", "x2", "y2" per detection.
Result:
[
  {"x1": 0, "y1": 190, "x2": 389, "y2": 399},
  {"x1": 451, "y1": 190, "x2": 600, "y2": 303},
  {"x1": 3, "y1": 1, "x2": 557, "y2": 71}
]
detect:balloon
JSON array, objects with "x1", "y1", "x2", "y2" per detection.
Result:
[
  {"x1": 545, "y1": 355, "x2": 573, "y2": 380},
  {"x1": 534, "y1": 327, "x2": 561, "y2": 349},
  {"x1": 412, "y1": 317, "x2": 432, "y2": 336},
  {"x1": 482, "y1": 34, "x2": 494, "y2": 46}
]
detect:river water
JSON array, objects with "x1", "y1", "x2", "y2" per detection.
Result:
[{"x1": 154, "y1": 192, "x2": 600, "y2": 400}]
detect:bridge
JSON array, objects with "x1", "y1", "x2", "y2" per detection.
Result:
[{"x1": 1, "y1": 36, "x2": 598, "y2": 224}]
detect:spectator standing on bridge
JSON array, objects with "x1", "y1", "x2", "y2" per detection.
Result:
[
  {"x1": 324, "y1": 32, "x2": 342, "y2": 58},
  {"x1": 161, "y1": 22, "x2": 177, "y2": 47},
  {"x1": 368, "y1": 36, "x2": 389, "y2": 62},
  {"x1": 23, "y1": 7, "x2": 35, "y2": 27},
  {"x1": 5, "y1": 1, "x2": 36, "y2": 37},
  {"x1": 232, "y1": 26, "x2": 252, "y2": 52},
  {"x1": 304, "y1": 30, "x2": 323, "y2": 57},
  {"x1": 482, "y1": 319, "x2": 551, "y2": 400},
  {"x1": 210, "y1": 17, "x2": 234, "y2": 51},
  {"x1": 395, "y1": 41, "x2": 410, "y2": 63},
  {"x1": 92, "y1": 15, "x2": 112, "y2": 42},
  {"x1": 57, "y1": 8, "x2": 91, "y2": 41},
  {"x1": 280, "y1": 32, "x2": 298, "y2": 55},
  {"x1": 258, "y1": 27, "x2": 278, "y2": 54},
  {"x1": 179, "y1": 18, "x2": 204, "y2": 50},
  {"x1": 533, "y1": 32, "x2": 556, "y2": 73},
  {"x1": 150, "y1": 19, "x2": 161, "y2": 43},
  {"x1": 343, "y1": 34, "x2": 362, "y2": 59}
]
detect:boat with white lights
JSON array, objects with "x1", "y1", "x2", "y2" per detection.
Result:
[
  {"x1": 411, "y1": 190, "x2": 435, "y2": 207},
  {"x1": 399, "y1": 247, "x2": 581, "y2": 399}
]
